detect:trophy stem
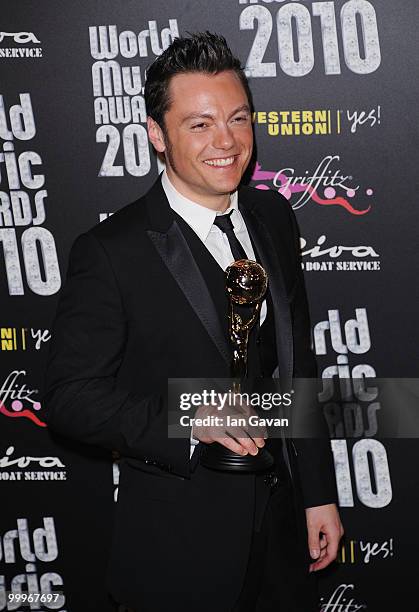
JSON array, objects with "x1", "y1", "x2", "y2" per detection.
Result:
[{"x1": 200, "y1": 260, "x2": 274, "y2": 473}]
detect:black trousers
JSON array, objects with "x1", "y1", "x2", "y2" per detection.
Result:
[
  {"x1": 114, "y1": 471, "x2": 317, "y2": 612},
  {"x1": 232, "y1": 476, "x2": 318, "y2": 612}
]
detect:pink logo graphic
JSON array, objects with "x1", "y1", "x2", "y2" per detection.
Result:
[
  {"x1": 251, "y1": 155, "x2": 372, "y2": 215},
  {"x1": 0, "y1": 370, "x2": 46, "y2": 427}
]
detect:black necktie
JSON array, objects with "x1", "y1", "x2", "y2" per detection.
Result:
[{"x1": 213, "y1": 211, "x2": 248, "y2": 261}]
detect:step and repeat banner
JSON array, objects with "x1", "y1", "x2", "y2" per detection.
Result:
[{"x1": 1, "y1": 1, "x2": 418, "y2": 610}]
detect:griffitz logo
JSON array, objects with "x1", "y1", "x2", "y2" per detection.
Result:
[
  {"x1": 0, "y1": 31, "x2": 42, "y2": 58},
  {"x1": 0, "y1": 370, "x2": 45, "y2": 427},
  {"x1": 251, "y1": 155, "x2": 372, "y2": 215},
  {"x1": 320, "y1": 584, "x2": 366, "y2": 611}
]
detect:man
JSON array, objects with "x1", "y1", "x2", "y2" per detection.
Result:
[{"x1": 43, "y1": 32, "x2": 343, "y2": 612}]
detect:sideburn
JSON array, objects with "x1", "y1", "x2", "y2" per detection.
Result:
[{"x1": 162, "y1": 124, "x2": 177, "y2": 173}]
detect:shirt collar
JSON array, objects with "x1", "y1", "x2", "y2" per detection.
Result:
[{"x1": 161, "y1": 169, "x2": 240, "y2": 242}]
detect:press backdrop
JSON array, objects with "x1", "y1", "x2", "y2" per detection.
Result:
[{"x1": 1, "y1": 2, "x2": 418, "y2": 611}]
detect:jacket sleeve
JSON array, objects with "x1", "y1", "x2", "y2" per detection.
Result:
[
  {"x1": 42, "y1": 231, "x2": 191, "y2": 478},
  {"x1": 285, "y1": 202, "x2": 338, "y2": 508}
]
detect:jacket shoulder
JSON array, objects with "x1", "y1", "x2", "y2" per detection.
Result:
[
  {"x1": 88, "y1": 192, "x2": 149, "y2": 244},
  {"x1": 239, "y1": 184, "x2": 295, "y2": 225}
]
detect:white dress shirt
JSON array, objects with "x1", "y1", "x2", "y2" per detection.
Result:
[
  {"x1": 161, "y1": 170, "x2": 267, "y2": 322},
  {"x1": 161, "y1": 170, "x2": 267, "y2": 456}
]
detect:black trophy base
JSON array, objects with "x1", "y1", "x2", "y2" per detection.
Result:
[{"x1": 200, "y1": 443, "x2": 274, "y2": 473}]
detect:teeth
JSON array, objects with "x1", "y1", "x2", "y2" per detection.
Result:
[{"x1": 204, "y1": 157, "x2": 234, "y2": 167}]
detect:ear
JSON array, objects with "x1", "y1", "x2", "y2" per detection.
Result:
[{"x1": 147, "y1": 117, "x2": 166, "y2": 153}]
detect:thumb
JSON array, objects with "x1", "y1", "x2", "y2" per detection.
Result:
[{"x1": 307, "y1": 525, "x2": 321, "y2": 560}]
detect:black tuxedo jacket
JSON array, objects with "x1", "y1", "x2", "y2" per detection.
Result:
[{"x1": 43, "y1": 178, "x2": 337, "y2": 611}]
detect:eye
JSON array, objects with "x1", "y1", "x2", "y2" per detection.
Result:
[
  {"x1": 232, "y1": 115, "x2": 249, "y2": 124},
  {"x1": 191, "y1": 122, "x2": 208, "y2": 131}
]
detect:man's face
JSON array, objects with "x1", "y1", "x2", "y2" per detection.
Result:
[{"x1": 148, "y1": 70, "x2": 253, "y2": 209}]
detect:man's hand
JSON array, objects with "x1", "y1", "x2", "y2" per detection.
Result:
[
  {"x1": 192, "y1": 397, "x2": 266, "y2": 456},
  {"x1": 305, "y1": 503, "x2": 343, "y2": 572}
]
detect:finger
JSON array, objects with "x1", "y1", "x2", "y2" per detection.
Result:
[
  {"x1": 323, "y1": 531, "x2": 340, "y2": 563},
  {"x1": 309, "y1": 547, "x2": 330, "y2": 571},
  {"x1": 218, "y1": 436, "x2": 248, "y2": 455},
  {"x1": 310, "y1": 533, "x2": 341, "y2": 572},
  {"x1": 309, "y1": 549, "x2": 328, "y2": 572},
  {"x1": 236, "y1": 436, "x2": 259, "y2": 456},
  {"x1": 224, "y1": 427, "x2": 260, "y2": 455},
  {"x1": 226, "y1": 426, "x2": 256, "y2": 448},
  {"x1": 245, "y1": 433, "x2": 267, "y2": 452},
  {"x1": 307, "y1": 527, "x2": 321, "y2": 562},
  {"x1": 310, "y1": 551, "x2": 334, "y2": 572},
  {"x1": 244, "y1": 426, "x2": 266, "y2": 447},
  {"x1": 247, "y1": 424, "x2": 268, "y2": 440},
  {"x1": 253, "y1": 437, "x2": 266, "y2": 448}
]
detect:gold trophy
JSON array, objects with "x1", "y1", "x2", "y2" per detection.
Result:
[{"x1": 200, "y1": 259, "x2": 274, "y2": 471}]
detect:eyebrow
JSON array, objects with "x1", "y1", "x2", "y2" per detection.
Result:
[{"x1": 181, "y1": 104, "x2": 251, "y2": 125}]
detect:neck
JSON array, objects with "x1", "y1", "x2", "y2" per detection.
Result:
[{"x1": 166, "y1": 168, "x2": 232, "y2": 212}]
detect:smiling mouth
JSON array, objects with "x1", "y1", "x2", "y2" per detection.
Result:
[{"x1": 203, "y1": 156, "x2": 236, "y2": 167}]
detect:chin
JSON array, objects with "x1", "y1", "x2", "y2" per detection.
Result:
[
  {"x1": 212, "y1": 174, "x2": 242, "y2": 190},
  {"x1": 210, "y1": 183, "x2": 239, "y2": 196}
]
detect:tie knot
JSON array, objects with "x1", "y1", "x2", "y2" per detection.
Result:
[{"x1": 213, "y1": 210, "x2": 234, "y2": 234}]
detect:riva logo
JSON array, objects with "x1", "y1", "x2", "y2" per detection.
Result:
[
  {"x1": 0, "y1": 32, "x2": 42, "y2": 58},
  {"x1": 0, "y1": 446, "x2": 65, "y2": 470},
  {"x1": 0, "y1": 32, "x2": 40, "y2": 44},
  {"x1": 0, "y1": 446, "x2": 67, "y2": 482}
]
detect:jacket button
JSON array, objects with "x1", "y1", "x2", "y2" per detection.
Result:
[{"x1": 264, "y1": 473, "x2": 278, "y2": 488}]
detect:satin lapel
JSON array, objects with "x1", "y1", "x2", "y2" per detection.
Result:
[
  {"x1": 240, "y1": 207, "x2": 293, "y2": 386},
  {"x1": 147, "y1": 221, "x2": 230, "y2": 366}
]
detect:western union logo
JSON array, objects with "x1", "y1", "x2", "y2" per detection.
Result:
[
  {"x1": 253, "y1": 110, "x2": 341, "y2": 136},
  {"x1": 0, "y1": 328, "x2": 27, "y2": 351}
]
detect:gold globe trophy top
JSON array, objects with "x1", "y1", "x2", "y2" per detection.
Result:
[{"x1": 226, "y1": 259, "x2": 268, "y2": 306}]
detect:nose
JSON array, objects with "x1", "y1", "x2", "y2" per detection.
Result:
[{"x1": 212, "y1": 122, "x2": 235, "y2": 150}]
